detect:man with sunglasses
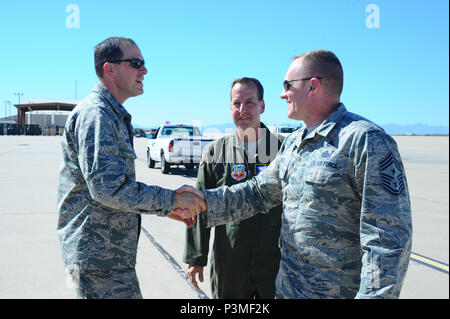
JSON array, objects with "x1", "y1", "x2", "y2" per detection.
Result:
[
  {"x1": 57, "y1": 37, "x2": 204, "y2": 299},
  {"x1": 178, "y1": 50, "x2": 412, "y2": 298}
]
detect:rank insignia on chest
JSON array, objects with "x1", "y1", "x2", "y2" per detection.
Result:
[{"x1": 231, "y1": 164, "x2": 247, "y2": 181}]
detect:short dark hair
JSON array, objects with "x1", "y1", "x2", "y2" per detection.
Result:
[
  {"x1": 230, "y1": 77, "x2": 264, "y2": 101},
  {"x1": 94, "y1": 37, "x2": 137, "y2": 78},
  {"x1": 293, "y1": 50, "x2": 344, "y2": 97}
]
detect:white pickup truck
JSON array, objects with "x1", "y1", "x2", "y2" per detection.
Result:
[
  {"x1": 268, "y1": 125, "x2": 297, "y2": 138},
  {"x1": 146, "y1": 124, "x2": 214, "y2": 174}
]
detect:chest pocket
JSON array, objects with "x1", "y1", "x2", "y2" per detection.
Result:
[
  {"x1": 303, "y1": 168, "x2": 343, "y2": 208},
  {"x1": 305, "y1": 169, "x2": 342, "y2": 185}
]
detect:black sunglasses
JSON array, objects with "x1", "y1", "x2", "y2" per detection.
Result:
[
  {"x1": 108, "y1": 58, "x2": 145, "y2": 69},
  {"x1": 283, "y1": 77, "x2": 322, "y2": 91}
]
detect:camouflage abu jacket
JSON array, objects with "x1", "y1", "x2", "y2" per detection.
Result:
[
  {"x1": 203, "y1": 104, "x2": 413, "y2": 299},
  {"x1": 57, "y1": 84, "x2": 175, "y2": 270}
]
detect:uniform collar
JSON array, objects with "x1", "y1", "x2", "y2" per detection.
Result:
[
  {"x1": 93, "y1": 83, "x2": 132, "y2": 122},
  {"x1": 232, "y1": 122, "x2": 271, "y2": 150},
  {"x1": 300, "y1": 103, "x2": 347, "y2": 140}
]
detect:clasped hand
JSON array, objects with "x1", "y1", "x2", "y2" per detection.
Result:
[{"x1": 168, "y1": 185, "x2": 206, "y2": 228}]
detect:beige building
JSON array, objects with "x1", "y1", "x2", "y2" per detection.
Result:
[{"x1": 14, "y1": 98, "x2": 78, "y2": 135}]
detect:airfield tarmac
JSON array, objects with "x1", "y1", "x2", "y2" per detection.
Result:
[{"x1": 0, "y1": 135, "x2": 448, "y2": 299}]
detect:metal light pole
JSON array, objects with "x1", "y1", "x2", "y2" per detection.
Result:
[
  {"x1": 3, "y1": 101, "x2": 10, "y2": 119},
  {"x1": 14, "y1": 93, "x2": 23, "y2": 105},
  {"x1": 14, "y1": 93, "x2": 23, "y2": 118},
  {"x1": 7, "y1": 101, "x2": 11, "y2": 117}
]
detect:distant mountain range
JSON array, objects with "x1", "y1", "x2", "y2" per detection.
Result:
[
  {"x1": 200, "y1": 123, "x2": 449, "y2": 135},
  {"x1": 380, "y1": 123, "x2": 449, "y2": 135},
  {"x1": 201, "y1": 122, "x2": 302, "y2": 132},
  {"x1": 133, "y1": 122, "x2": 448, "y2": 135}
]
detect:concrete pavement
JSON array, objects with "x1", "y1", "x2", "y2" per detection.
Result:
[{"x1": 0, "y1": 135, "x2": 448, "y2": 298}]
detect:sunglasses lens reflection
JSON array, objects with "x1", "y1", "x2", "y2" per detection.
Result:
[{"x1": 130, "y1": 60, "x2": 143, "y2": 69}]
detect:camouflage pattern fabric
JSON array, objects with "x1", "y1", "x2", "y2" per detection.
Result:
[
  {"x1": 203, "y1": 104, "x2": 413, "y2": 299},
  {"x1": 57, "y1": 84, "x2": 176, "y2": 272},
  {"x1": 69, "y1": 268, "x2": 142, "y2": 299}
]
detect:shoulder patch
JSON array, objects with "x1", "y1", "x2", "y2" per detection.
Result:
[
  {"x1": 231, "y1": 165, "x2": 247, "y2": 181},
  {"x1": 380, "y1": 152, "x2": 405, "y2": 195}
]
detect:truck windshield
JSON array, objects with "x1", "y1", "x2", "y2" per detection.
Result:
[{"x1": 162, "y1": 126, "x2": 199, "y2": 136}]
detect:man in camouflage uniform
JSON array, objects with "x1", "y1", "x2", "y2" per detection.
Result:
[
  {"x1": 57, "y1": 37, "x2": 204, "y2": 299},
  {"x1": 181, "y1": 50, "x2": 413, "y2": 298},
  {"x1": 183, "y1": 78, "x2": 284, "y2": 298}
]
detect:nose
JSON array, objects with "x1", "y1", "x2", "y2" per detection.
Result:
[
  {"x1": 239, "y1": 103, "x2": 248, "y2": 113},
  {"x1": 280, "y1": 90, "x2": 287, "y2": 100},
  {"x1": 140, "y1": 65, "x2": 148, "y2": 75}
]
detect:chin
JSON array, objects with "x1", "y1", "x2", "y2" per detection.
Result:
[{"x1": 287, "y1": 107, "x2": 300, "y2": 120}]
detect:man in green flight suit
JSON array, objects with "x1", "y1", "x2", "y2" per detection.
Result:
[{"x1": 183, "y1": 77, "x2": 285, "y2": 299}]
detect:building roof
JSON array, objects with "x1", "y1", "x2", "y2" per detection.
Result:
[
  {"x1": 15, "y1": 99, "x2": 78, "y2": 112},
  {"x1": 0, "y1": 115, "x2": 17, "y2": 124},
  {"x1": 22, "y1": 98, "x2": 80, "y2": 105},
  {"x1": 14, "y1": 98, "x2": 79, "y2": 131}
]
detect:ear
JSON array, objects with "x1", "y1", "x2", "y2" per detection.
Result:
[
  {"x1": 103, "y1": 62, "x2": 115, "y2": 78},
  {"x1": 308, "y1": 78, "x2": 321, "y2": 97},
  {"x1": 259, "y1": 100, "x2": 265, "y2": 114}
]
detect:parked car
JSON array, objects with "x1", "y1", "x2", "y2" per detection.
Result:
[
  {"x1": 134, "y1": 128, "x2": 147, "y2": 137},
  {"x1": 146, "y1": 124, "x2": 214, "y2": 174}
]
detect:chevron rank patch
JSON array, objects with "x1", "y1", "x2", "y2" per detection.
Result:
[{"x1": 380, "y1": 152, "x2": 405, "y2": 195}]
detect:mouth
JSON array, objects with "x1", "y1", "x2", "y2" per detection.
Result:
[{"x1": 237, "y1": 114, "x2": 251, "y2": 120}]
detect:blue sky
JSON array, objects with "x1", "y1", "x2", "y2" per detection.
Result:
[{"x1": 0, "y1": 0, "x2": 448, "y2": 129}]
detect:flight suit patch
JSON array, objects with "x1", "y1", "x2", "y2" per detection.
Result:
[{"x1": 231, "y1": 165, "x2": 247, "y2": 181}]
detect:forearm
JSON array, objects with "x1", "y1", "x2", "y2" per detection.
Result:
[
  {"x1": 357, "y1": 205, "x2": 412, "y2": 298},
  {"x1": 77, "y1": 110, "x2": 176, "y2": 216},
  {"x1": 203, "y1": 172, "x2": 282, "y2": 228},
  {"x1": 183, "y1": 214, "x2": 210, "y2": 266},
  {"x1": 355, "y1": 130, "x2": 413, "y2": 298},
  {"x1": 87, "y1": 173, "x2": 176, "y2": 216}
]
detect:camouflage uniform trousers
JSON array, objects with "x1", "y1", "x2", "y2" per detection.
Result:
[{"x1": 68, "y1": 268, "x2": 142, "y2": 299}]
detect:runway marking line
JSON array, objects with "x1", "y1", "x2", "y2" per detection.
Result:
[
  {"x1": 0, "y1": 148, "x2": 19, "y2": 156},
  {"x1": 0, "y1": 147, "x2": 30, "y2": 156},
  {"x1": 411, "y1": 252, "x2": 449, "y2": 274},
  {"x1": 141, "y1": 226, "x2": 209, "y2": 299}
]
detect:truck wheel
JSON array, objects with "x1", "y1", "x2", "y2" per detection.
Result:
[
  {"x1": 161, "y1": 152, "x2": 170, "y2": 174},
  {"x1": 147, "y1": 150, "x2": 155, "y2": 168}
]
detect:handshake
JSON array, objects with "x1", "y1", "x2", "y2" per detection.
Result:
[{"x1": 168, "y1": 185, "x2": 207, "y2": 228}]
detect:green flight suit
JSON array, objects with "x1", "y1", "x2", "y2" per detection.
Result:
[{"x1": 183, "y1": 123, "x2": 284, "y2": 299}]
